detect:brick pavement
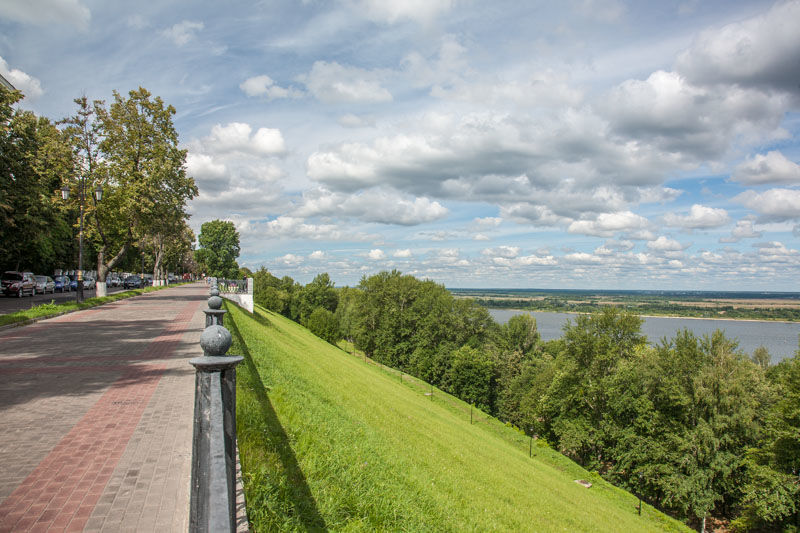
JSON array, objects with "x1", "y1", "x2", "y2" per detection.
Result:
[{"x1": 0, "y1": 283, "x2": 234, "y2": 532}]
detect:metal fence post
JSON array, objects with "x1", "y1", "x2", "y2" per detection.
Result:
[{"x1": 189, "y1": 285, "x2": 243, "y2": 532}]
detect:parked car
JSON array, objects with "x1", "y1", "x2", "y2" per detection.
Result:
[
  {"x1": 108, "y1": 274, "x2": 121, "y2": 287},
  {"x1": 2, "y1": 271, "x2": 36, "y2": 297},
  {"x1": 53, "y1": 275, "x2": 70, "y2": 292},
  {"x1": 83, "y1": 277, "x2": 96, "y2": 290},
  {"x1": 34, "y1": 275, "x2": 55, "y2": 294},
  {"x1": 123, "y1": 275, "x2": 142, "y2": 289},
  {"x1": 69, "y1": 276, "x2": 79, "y2": 291}
]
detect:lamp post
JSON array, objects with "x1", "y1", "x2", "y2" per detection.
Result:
[{"x1": 61, "y1": 180, "x2": 102, "y2": 303}]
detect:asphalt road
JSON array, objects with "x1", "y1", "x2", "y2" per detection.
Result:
[{"x1": 0, "y1": 285, "x2": 128, "y2": 315}]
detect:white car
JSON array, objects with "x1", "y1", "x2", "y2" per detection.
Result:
[
  {"x1": 34, "y1": 275, "x2": 56, "y2": 294},
  {"x1": 82, "y1": 277, "x2": 96, "y2": 289}
]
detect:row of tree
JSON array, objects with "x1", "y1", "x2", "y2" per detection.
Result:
[
  {"x1": 1, "y1": 86, "x2": 197, "y2": 293},
  {"x1": 248, "y1": 267, "x2": 798, "y2": 532}
]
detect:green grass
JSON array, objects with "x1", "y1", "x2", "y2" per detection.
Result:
[
  {"x1": 0, "y1": 284, "x2": 185, "y2": 327},
  {"x1": 228, "y1": 302, "x2": 690, "y2": 532}
]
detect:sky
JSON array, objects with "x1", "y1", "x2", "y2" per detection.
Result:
[{"x1": 2, "y1": 0, "x2": 800, "y2": 290}]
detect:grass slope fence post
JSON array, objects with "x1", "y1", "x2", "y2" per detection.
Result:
[{"x1": 189, "y1": 282, "x2": 244, "y2": 532}]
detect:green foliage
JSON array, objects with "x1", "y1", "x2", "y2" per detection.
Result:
[
  {"x1": 0, "y1": 86, "x2": 74, "y2": 272},
  {"x1": 291, "y1": 272, "x2": 337, "y2": 323},
  {"x1": 503, "y1": 313, "x2": 541, "y2": 355},
  {"x1": 61, "y1": 88, "x2": 198, "y2": 285},
  {"x1": 443, "y1": 345, "x2": 496, "y2": 411},
  {"x1": 305, "y1": 306, "x2": 340, "y2": 345},
  {"x1": 196, "y1": 219, "x2": 240, "y2": 278},
  {"x1": 352, "y1": 270, "x2": 496, "y2": 380}
]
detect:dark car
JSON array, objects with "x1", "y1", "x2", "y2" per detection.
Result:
[
  {"x1": 2, "y1": 271, "x2": 36, "y2": 297},
  {"x1": 123, "y1": 275, "x2": 142, "y2": 289}
]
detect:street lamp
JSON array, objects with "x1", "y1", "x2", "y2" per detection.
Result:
[{"x1": 61, "y1": 181, "x2": 102, "y2": 303}]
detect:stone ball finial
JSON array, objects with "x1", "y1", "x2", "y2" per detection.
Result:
[
  {"x1": 209, "y1": 286, "x2": 220, "y2": 297},
  {"x1": 208, "y1": 295, "x2": 223, "y2": 309},
  {"x1": 200, "y1": 325, "x2": 232, "y2": 357}
]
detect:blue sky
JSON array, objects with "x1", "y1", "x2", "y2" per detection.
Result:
[{"x1": 2, "y1": 0, "x2": 799, "y2": 289}]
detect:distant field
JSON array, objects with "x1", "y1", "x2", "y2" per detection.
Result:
[
  {"x1": 226, "y1": 301, "x2": 688, "y2": 532},
  {"x1": 451, "y1": 288, "x2": 800, "y2": 321}
]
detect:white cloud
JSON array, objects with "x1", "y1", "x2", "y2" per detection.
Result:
[
  {"x1": 295, "y1": 187, "x2": 448, "y2": 226},
  {"x1": 720, "y1": 218, "x2": 762, "y2": 243},
  {"x1": 393, "y1": 249, "x2": 413, "y2": 258},
  {"x1": 367, "y1": 249, "x2": 386, "y2": 260},
  {"x1": 239, "y1": 75, "x2": 301, "y2": 100},
  {"x1": 201, "y1": 122, "x2": 286, "y2": 156},
  {"x1": 732, "y1": 151, "x2": 800, "y2": 186},
  {"x1": 0, "y1": 57, "x2": 44, "y2": 99},
  {"x1": 568, "y1": 211, "x2": 649, "y2": 237},
  {"x1": 664, "y1": 204, "x2": 729, "y2": 229},
  {"x1": 277, "y1": 253, "x2": 304, "y2": 266},
  {"x1": 186, "y1": 152, "x2": 226, "y2": 184},
  {"x1": 491, "y1": 254, "x2": 558, "y2": 267},
  {"x1": 163, "y1": 20, "x2": 204, "y2": 46},
  {"x1": 473, "y1": 217, "x2": 502, "y2": 229},
  {"x1": 309, "y1": 250, "x2": 327, "y2": 260},
  {"x1": 753, "y1": 241, "x2": 800, "y2": 263},
  {"x1": 564, "y1": 252, "x2": 602, "y2": 264},
  {"x1": 0, "y1": 0, "x2": 89, "y2": 29},
  {"x1": 735, "y1": 189, "x2": 800, "y2": 222},
  {"x1": 481, "y1": 246, "x2": 520, "y2": 259},
  {"x1": 355, "y1": 0, "x2": 455, "y2": 25},
  {"x1": 300, "y1": 61, "x2": 392, "y2": 103},
  {"x1": 605, "y1": 70, "x2": 787, "y2": 162},
  {"x1": 260, "y1": 216, "x2": 370, "y2": 241},
  {"x1": 675, "y1": 0, "x2": 800, "y2": 95},
  {"x1": 647, "y1": 236, "x2": 686, "y2": 252},
  {"x1": 338, "y1": 114, "x2": 376, "y2": 128}
]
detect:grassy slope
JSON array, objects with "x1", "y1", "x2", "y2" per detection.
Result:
[{"x1": 227, "y1": 303, "x2": 689, "y2": 532}]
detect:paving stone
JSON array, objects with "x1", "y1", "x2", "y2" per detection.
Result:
[{"x1": 0, "y1": 284, "x2": 251, "y2": 532}]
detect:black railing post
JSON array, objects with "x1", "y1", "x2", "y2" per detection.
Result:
[
  {"x1": 189, "y1": 284, "x2": 243, "y2": 532},
  {"x1": 205, "y1": 284, "x2": 227, "y2": 328}
]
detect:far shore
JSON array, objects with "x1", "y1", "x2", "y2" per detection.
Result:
[{"x1": 488, "y1": 307, "x2": 800, "y2": 325}]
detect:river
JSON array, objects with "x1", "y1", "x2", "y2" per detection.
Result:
[{"x1": 488, "y1": 309, "x2": 800, "y2": 363}]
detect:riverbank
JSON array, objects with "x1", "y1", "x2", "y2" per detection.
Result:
[{"x1": 487, "y1": 309, "x2": 800, "y2": 362}]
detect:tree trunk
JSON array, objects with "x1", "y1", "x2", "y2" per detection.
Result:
[{"x1": 96, "y1": 248, "x2": 108, "y2": 298}]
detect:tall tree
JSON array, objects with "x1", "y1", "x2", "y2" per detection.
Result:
[
  {"x1": 93, "y1": 87, "x2": 196, "y2": 295},
  {"x1": 63, "y1": 88, "x2": 196, "y2": 296},
  {"x1": 1, "y1": 86, "x2": 73, "y2": 272},
  {"x1": 195, "y1": 219, "x2": 240, "y2": 278}
]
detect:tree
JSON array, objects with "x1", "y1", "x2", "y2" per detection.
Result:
[
  {"x1": 503, "y1": 313, "x2": 541, "y2": 356},
  {"x1": 306, "y1": 307, "x2": 341, "y2": 345},
  {"x1": 1, "y1": 87, "x2": 73, "y2": 272},
  {"x1": 195, "y1": 219, "x2": 240, "y2": 278},
  {"x1": 444, "y1": 345, "x2": 496, "y2": 412},
  {"x1": 734, "y1": 351, "x2": 800, "y2": 530},
  {"x1": 292, "y1": 273, "x2": 338, "y2": 323},
  {"x1": 540, "y1": 308, "x2": 645, "y2": 467},
  {"x1": 63, "y1": 88, "x2": 196, "y2": 296}
]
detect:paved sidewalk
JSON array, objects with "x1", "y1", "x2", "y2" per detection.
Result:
[{"x1": 0, "y1": 283, "x2": 212, "y2": 532}]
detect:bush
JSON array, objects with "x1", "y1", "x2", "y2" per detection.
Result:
[{"x1": 306, "y1": 307, "x2": 340, "y2": 345}]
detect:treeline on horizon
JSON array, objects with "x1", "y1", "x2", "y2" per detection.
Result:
[
  {"x1": 247, "y1": 267, "x2": 799, "y2": 532},
  {"x1": 472, "y1": 296, "x2": 800, "y2": 322}
]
